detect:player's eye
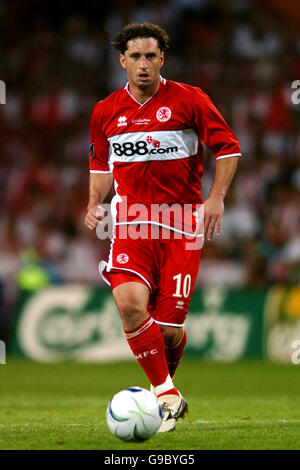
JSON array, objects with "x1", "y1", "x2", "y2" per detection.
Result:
[{"x1": 146, "y1": 54, "x2": 156, "y2": 59}]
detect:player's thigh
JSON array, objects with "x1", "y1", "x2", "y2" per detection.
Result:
[{"x1": 107, "y1": 225, "x2": 156, "y2": 292}]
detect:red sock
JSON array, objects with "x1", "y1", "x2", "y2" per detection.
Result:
[
  {"x1": 124, "y1": 317, "x2": 175, "y2": 390},
  {"x1": 165, "y1": 329, "x2": 187, "y2": 378}
]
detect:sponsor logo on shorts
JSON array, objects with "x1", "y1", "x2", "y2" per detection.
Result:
[
  {"x1": 117, "y1": 253, "x2": 129, "y2": 264},
  {"x1": 156, "y1": 107, "x2": 171, "y2": 122}
]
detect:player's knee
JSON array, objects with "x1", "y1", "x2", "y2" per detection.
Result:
[
  {"x1": 159, "y1": 325, "x2": 182, "y2": 348},
  {"x1": 116, "y1": 298, "x2": 143, "y2": 317},
  {"x1": 112, "y1": 283, "x2": 149, "y2": 327},
  {"x1": 114, "y1": 296, "x2": 147, "y2": 327}
]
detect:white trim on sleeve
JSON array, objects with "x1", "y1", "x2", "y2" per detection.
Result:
[
  {"x1": 216, "y1": 153, "x2": 241, "y2": 160},
  {"x1": 90, "y1": 170, "x2": 112, "y2": 174}
]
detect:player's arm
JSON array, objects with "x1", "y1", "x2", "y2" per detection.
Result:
[
  {"x1": 85, "y1": 103, "x2": 113, "y2": 231},
  {"x1": 204, "y1": 156, "x2": 239, "y2": 241},
  {"x1": 85, "y1": 173, "x2": 113, "y2": 230},
  {"x1": 194, "y1": 88, "x2": 242, "y2": 241}
]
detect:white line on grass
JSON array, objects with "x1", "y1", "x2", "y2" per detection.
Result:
[
  {"x1": 0, "y1": 423, "x2": 105, "y2": 427},
  {"x1": 1, "y1": 420, "x2": 300, "y2": 428},
  {"x1": 196, "y1": 419, "x2": 300, "y2": 424}
]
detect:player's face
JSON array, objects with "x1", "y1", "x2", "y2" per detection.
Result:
[{"x1": 120, "y1": 37, "x2": 164, "y2": 89}]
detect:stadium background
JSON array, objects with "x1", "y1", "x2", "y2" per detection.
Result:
[
  {"x1": 0, "y1": 0, "x2": 300, "y2": 451},
  {"x1": 0, "y1": 0, "x2": 300, "y2": 361}
]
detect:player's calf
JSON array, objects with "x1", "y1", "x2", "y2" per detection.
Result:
[{"x1": 159, "y1": 326, "x2": 187, "y2": 378}]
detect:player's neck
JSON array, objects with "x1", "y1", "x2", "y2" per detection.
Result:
[{"x1": 127, "y1": 78, "x2": 160, "y2": 105}]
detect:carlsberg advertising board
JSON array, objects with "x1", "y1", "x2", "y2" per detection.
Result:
[{"x1": 10, "y1": 285, "x2": 266, "y2": 362}]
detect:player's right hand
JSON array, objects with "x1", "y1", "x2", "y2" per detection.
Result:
[{"x1": 84, "y1": 204, "x2": 106, "y2": 230}]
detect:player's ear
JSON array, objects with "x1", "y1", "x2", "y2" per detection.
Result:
[
  {"x1": 159, "y1": 51, "x2": 165, "y2": 68},
  {"x1": 120, "y1": 54, "x2": 126, "y2": 70}
]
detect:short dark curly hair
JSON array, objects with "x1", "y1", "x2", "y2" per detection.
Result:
[{"x1": 112, "y1": 22, "x2": 170, "y2": 54}]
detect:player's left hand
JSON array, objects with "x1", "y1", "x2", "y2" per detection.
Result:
[{"x1": 203, "y1": 196, "x2": 224, "y2": 241}]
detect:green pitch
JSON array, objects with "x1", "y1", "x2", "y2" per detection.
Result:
[{"x1": 1, "y1": 357, "x2": 300, "y2": 450}]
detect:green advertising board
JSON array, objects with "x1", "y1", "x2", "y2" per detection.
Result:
[
  {"x1": 264, "y1": 285, "x2": 300, "y2": 363},
  {"x1": 10, "y1": 285, "x2": 268, "y2": 362},
  {"x1": 185, "y1": 286, "x2": 266, "y2": 360}
]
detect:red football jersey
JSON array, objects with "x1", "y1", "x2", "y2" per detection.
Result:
[{"x1": 89, "y1": 77, "x2": 241, "y2": 234}]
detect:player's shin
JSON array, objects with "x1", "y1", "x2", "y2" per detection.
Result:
[{"x1": 124, "y1": 316, "x2": 179, "y2": 397}]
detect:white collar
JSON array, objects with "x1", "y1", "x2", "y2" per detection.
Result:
[{"x1": 125, "y1": 75, "x2": 167, "y2": 107}]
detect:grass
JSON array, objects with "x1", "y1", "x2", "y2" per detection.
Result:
[{"x1": 0, "y1": 357, "x2": 300, "y2": 450}]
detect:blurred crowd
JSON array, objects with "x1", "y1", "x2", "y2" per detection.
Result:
[{"x1": 0, "y1": 0, "x2": 299, "y2": 305}]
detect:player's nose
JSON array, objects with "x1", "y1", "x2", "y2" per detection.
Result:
[{"x1": 139, "y1": 56, "x2": 148, "y2": 69}]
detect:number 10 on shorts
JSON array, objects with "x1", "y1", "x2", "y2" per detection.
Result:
[{"x1": 172, "y1": 273, "x2": 192, "y2": 298}]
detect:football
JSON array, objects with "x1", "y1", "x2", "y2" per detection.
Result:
[{"x1": 106, "y1": 386, "x2": 162, "y2": 441}]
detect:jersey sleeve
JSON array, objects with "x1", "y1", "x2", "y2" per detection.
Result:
[
  {"x1": 193, "y1": 88, "x2": 241, "y2": 160},
  {"x1": 89, "y1": 102, "x2": 111, "y2": 173}
]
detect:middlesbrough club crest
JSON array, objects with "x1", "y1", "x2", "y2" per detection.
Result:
[
  {"x1": 117, "y1": 253, "x2": 129, "y2": 264},
  {"x1": 156, "y1": 107, "x2": 171, "y2": 122}
]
